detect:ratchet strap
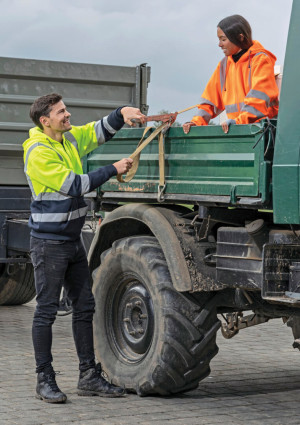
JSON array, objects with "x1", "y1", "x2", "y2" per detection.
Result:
[
  {"x1": 116, "y1": 121, "x2": 169, "y2": 184},
  {"x1": 116, "y1": 104, "x2": 198, "y2": 201}
]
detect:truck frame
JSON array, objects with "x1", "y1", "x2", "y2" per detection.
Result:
[{"x1": 83, "y1": 1, "x2": 300, "y2": 396}]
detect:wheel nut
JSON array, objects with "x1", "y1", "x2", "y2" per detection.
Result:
[
  {"x1": 138, "y1": 328, "x2": 144, "y2": 334},
  {"x1": 140, "y1": 314, "x2": 147, "y2": 319},
  {"x1": 126, "y1": 303, "x2": 132, "y2": 308},
  {"x1": 135, "y1": 301, "x2": 142, "y2": 306},
  {"x1": 123, "y1": 318, "x2": 130, "y2": 323},
  {"x1": 129, "y1": 331, "x2": 136, "y2": 336}
]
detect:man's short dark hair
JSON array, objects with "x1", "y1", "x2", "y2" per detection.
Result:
[{"x1": 30, "y1": 93, "x2": 62, "y2": 129}]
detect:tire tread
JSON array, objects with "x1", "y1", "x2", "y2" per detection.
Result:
[{"x1": 94, "y1": 235, "x2": 220, "y2": 396}]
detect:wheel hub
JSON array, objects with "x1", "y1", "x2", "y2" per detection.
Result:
[
  {"x1": 120, "y1": 283, "x2": 153, "y2": 355},
  {"x1": 109, "y1": 278, "x2": 154, "y2": 361}
]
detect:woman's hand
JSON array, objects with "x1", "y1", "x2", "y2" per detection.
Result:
[
  {"x1": 221, "y1": 122, "x2": 230, "y2": 133},
  {"x1": 222, "y1": 119, "x2": 236, "y2": 133},
  {"x1": 183, "y1": 122, "x2": 196, "y2": 134}
]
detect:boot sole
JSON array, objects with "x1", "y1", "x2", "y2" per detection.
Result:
[
  {"x1": 77, "y1": 389, "x2": 125, "y2": 398},
  {"x1": 35, "y1": 393, "x2": 67, "y2": 403}
]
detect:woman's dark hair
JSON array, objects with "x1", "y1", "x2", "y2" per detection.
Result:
[
  {"x1": 30, "y1": 93, "x2": 62, "y2": 129},
  {"x1": 218, "y1": 15, "x2": 253, "y2": 50}
]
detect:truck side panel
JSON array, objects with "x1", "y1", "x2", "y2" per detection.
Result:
[
  {"x1": 0, "y1": 57, "x2": 150, "y2": 186},
  {"x1": 87, "y1": 122, "x2": 272, "y2": 205}
]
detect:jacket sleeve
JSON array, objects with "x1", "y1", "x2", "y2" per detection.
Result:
[
  {"x1": 26, "y1": 146, "x2": 117, "y2": 197},
  {"x1": 235, "y1": 54, "x2": 279, "y2": 125},
  {"x1": 191, "y1": 63, "x2": 224, "y2": 126},
  {"x1": 67, "y1": 107, "x2": 125, "y2": 158}
]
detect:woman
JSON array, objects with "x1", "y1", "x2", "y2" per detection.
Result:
[{"x1": 183, "y1": 15, "x2": 279, "y2": 134}]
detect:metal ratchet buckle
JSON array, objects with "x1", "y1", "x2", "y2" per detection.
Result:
[{"x1": 157, "y1": 183, "x2": 166, "y2": 203}]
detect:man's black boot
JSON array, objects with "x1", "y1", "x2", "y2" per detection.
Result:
[
  {"x1": 77, "y1": 363, "x2": 125, "y2": 397},
  {"x1": 36, "y1": 368, "x2": 67, "y2": 403}
]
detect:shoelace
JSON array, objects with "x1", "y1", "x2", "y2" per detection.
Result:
[
  {"x1": 95, "y1": 364, "x2": 108, "y2": 380},
  {"x1": 47, "y1": 371, "x2": 61, "y2": 392}
]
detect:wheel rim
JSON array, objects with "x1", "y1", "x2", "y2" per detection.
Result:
[{"x1": 107, "y1": 273, "x2": 154, "y2": 363}]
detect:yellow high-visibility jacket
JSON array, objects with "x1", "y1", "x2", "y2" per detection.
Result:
[{"x1": 23, "y1": 109, "x2": 124, "y2": 240}]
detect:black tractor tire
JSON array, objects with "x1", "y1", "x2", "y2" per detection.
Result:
[
  {"x1": 92, "y1": 236, "x2": 220, "y2": 396},
  {"x1": 0, "y1": 262, "x2": 35, "y2": 306}
]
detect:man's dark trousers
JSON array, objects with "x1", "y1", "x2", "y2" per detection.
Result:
[{"x1": 30, "y1": 236, "x2": 96, "y2": 373}]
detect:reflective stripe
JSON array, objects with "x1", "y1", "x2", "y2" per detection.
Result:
[
  {"x1": 35, "y1": 192, "x2": 72, "y2": 201},
  {"x1": 254, "y1": 52, "x2": 268, "y2": 59},
  {"x1": 80, "y1": 174, "x2": 90, "y2": 194},
  {"x1": 199, "y1": 97, "x2": 222, "y2": 115},
  {"x1": 102, "y1": 116, "x2": 116, "y2": 134},
  {"x1": 25, "y1": 174, "x2": 37, "y2": 198},
  {"x1": 32, "y1": 206, "x2": 89, "y2": 223},
  {"x1": 219, "y1": 57, "x2": 228, "y2": 91},
  {"x1": 65, "y1": 132, "x2": 78, "y2": 151},
  {"x1": 24, "y1": 142, "x2": 63, "y2": 172},
  {"x1": 196, "y1": 108, "x2": 211, "y2": 123},
  {"x1": 60, "y1": 171, "x2": 76, "y2": 193},
  {"x1": 94, "y1": 120, "x2": 106, "y2": 145},
  {"x1": 225, "y1": 104, "x2": 239, "y2": 114},
  {"x1": 246, "y1": 89, "x2": 270, "y2": 106},
  {"x1": 226, "y1": 103, "x2": 245, "y2": 114},
  {"x1": 241, "y1": 104, "x2": 265, "y2": 118},
  {"x1": 24, "y1": 144, "x2": 38, "y2": 172}
]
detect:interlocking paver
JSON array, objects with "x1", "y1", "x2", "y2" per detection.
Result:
[{"x1": 1, "y1": 301, "x2": 300, "y2": 425}]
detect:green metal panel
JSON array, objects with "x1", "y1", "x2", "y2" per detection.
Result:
[
  {"x1": 87, "y1": 122, "x2": 271, "y2": 203},
  {"x1": 273, "y1": 0, "x2": 298, "y2": 224}
]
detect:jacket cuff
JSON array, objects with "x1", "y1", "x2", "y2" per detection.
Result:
[
  {"x1": 88, "y1": 164, "x2": 118, "y2": 191},
  {"x1": 226, "y1": 119, "x2": 236, "y2": 126},
  {"x1": 107, "y1": 107, "x2": 126, "y2": 131}
]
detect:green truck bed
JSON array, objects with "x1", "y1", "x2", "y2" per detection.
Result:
[{"x1": 86, "y1": 121, "x2": 274, "y2": 208}]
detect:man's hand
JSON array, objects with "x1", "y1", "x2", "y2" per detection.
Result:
[
  {"x1": 183, "y1": 121, "x2": 196, "y2": 134},
  {"x1": 113, "y1": 158, "x2": 133, "y2": 175},
  {"x1": 121, "y1": 107, "x2": 146, "y2": 126}
]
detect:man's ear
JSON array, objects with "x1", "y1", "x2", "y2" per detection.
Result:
[
  {"x1": 40, "y1": 116, "x2": 49, "y2": 128},
  {"x1": 239, "y1": 33, "x2": 245, "y2": 43}
]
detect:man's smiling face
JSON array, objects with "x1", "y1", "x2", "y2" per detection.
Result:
[{"x1": 40, "y1": 100, "x2": 72, "y2": 133}]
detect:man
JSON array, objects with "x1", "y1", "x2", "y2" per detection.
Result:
[{"x1": 23, "y1": 93, "x2": 146, "y2": 403}]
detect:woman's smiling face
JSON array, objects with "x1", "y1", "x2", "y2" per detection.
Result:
[{"x1": 217, "y1": 27, "x2": 241, "y2": 56}]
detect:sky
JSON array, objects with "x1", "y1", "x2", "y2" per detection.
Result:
[{"x1": 0, "y1": 0, "x2": 293, "y2": 124}]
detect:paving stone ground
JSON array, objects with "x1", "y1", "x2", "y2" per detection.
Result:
[{"x1": 1, "y1": 300, "x2": 300, "y2": 425}]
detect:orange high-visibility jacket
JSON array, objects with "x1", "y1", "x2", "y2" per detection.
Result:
[{"x1": 191, "y1": 40, "x2": 279, "y2": 126}]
